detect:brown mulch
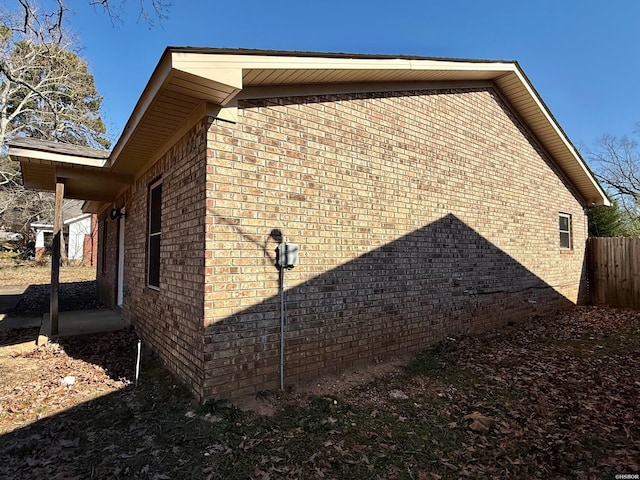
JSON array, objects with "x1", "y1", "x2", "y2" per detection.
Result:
[
  {"x1": 0, "y1": 264, "x2": 102, "y2": 315},
  {"x1": 13, "y1": 281, "x2": 103, "y2": 315}
]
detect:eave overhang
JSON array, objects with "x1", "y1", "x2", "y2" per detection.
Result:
[
  {"x1": 9, "y1": 48, "x2": 610, "y2": 211},
  {"x1": 8, "y1": 138, "x2": 132, "y2": 210}
]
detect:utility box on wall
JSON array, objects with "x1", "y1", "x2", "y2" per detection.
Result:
[{"x1": 276, "y1": 243, "x2": 299, "y2": 270}]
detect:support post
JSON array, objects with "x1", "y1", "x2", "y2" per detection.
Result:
[{"x1": 50, "y1": 180, "x2": 64, "y2": 336}]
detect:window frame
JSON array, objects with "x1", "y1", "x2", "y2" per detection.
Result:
[
  {"x1": 559, "y1": 212, "x2": 572, "y2": 250},
  {"x1": 147, "y1": 178, "x2": 162, "y2": 290}
]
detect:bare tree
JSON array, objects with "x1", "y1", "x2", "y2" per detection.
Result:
[
  {"x1": 0, "y1": 8, "x2": 109, "y2": 147},
  {"x1": 586, "y1": 128, "x2": 640, "y2": 235},
  {"x1": 9, "y1": 0, "x2": 65, "y2": 45},
  {"x1": 0, "y1": 0, "x2": 169, "y2": 252},
  {"x1": 9, "y1": 0, "x2": 170, "y2": 35},
  {"x1": 0, "y1": 4, "x2": 108, "y2": 243},
  {"x1": 88, "y1": 0, "x2": 170, "y2": 26}
]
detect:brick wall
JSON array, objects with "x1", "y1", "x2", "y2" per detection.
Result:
[
  {"x1": 202, "y1": 87, "x2": 588, "y2": 399},
  {"x1": 82, "y1": 214, "x2": 98, "y2": 267},
  {"x1": 97, "y1": 216, "x2": 117, "y2": 307},
  {"x1": 97, "y1": 119, "x2": 209, "y2": 400}
]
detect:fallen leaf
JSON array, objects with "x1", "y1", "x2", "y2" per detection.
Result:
[
  {"x1": 463, "y1": 412, "x2": 496, "y2": 433},
  {"x1": 390, "y1": 389, "x2": 409, "y2": 400}
]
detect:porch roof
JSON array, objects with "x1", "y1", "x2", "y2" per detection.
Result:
[
  {"x1": 8, "y1": 48, "x2": 610, "y2": 211},
  {"x1": 7, "y1": 137, "x2": 132, "y2": 204}
]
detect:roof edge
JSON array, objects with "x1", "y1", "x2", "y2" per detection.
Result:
[
  {"x1": 510, "y1": 63, "x2": 610, "y2": 206},
  {"x1": 7, "y1": 137, "x2": 110, "y2": 160},
  {"x1": 164, "y1": 46, "x2": 517, "y2": 65},
  {"x1": 11, "y1": 48, "x2": 607, "y2": 209}
]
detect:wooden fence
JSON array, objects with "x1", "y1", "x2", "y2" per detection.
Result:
[{"x1": 589, "y1": 237, "x2": 640, "y2": 309}]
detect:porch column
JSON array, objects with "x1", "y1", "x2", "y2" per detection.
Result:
[{"x1": 50, "y1": 180, "x2": 64, "y2": 336}]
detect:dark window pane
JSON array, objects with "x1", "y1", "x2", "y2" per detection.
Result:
[
  {"x1": 559, "y1": 215, "x2": 569, "y2": 231},
  {"x1": 148, "y1": 234, "x2": 160, "y2": 287},
  {"x1": 150, "y1": 184, "x2": 162, "y2": 234},
  {"x1": 148, "y1": 181, "x2": 162, "y2": 288},
  {"x1": 560, "y1": 232, "x2": 570, "y2": 249}
]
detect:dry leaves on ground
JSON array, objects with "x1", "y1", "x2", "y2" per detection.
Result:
[
  {"x1": 463, "y1": 412, "x2": 496, "y2": 433},
  {"x1": 0, "y1": 327, "x2": 136, "y2": 434},
  {"x1": 0, "y1": 306, "x2": 638, "y2": 480}
]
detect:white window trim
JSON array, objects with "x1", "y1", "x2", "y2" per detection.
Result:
[{"x1": 559, "y1": 212, "x2": 572, "y2": 250}]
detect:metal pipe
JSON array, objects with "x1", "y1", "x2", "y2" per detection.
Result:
[
  {"x1": 135, "y1": 338, "x2": 142, "y2": 388},
  {"x1": 279, "y1": 263, "x2": 285, "y2": 391}
]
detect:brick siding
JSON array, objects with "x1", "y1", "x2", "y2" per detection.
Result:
[
  {"x1": 96, "y1": 217, "x2": 117, "y2": 306},
  {"x1": 201, "y1": 87, "x2": 588, "y2": 399},
  {"x1": 97, "y1": 119, "x2": 209, "y2": 400},
  {"x1": 82, "y1": 214, "x2": 98, "y2": 267},
  {"x1": 99, "y1": 86, "x2": 589, "y2": 401}
]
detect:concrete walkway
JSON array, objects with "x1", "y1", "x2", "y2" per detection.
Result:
[
  {"x1": 0, "y1": 284, "x2": 128, "y2": 341},
  {"x1": 0, "y1": 285, "x2": 41, "y2": 331},
  {"x1": 0, "y1": 285, "x2": 29, "y2": 314},
  {"x1": 0, "y1": 314, "x2": 41, "y2": 331},
  {"x1": 39, "y1": 309, "x2": 128, "y2": 343}
]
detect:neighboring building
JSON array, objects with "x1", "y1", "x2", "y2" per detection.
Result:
[
  {"x1": 0, "y1": 228, "x2": 23, "y2": 252},
  {"x1": 31, "y1": 213, "x2": 97, "y2": 265},
  {"x1": 9, "y1": 48, "x2": 609, "y2": 401}
]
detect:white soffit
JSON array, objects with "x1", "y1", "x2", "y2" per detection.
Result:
[
  {"x1": 11, "y1": 49, "x2": 609, "y2": 208},
  {"x1": 108, "y1": 49, "x2": 607, "y2": 206},
  {"x1": 110, "y1": 52, "x2": 518, "y2": 176}
]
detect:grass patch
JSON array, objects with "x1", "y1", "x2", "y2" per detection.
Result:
[
  {"x1": 410, "y1": 344, "x2": 456, "y2": 378},
  {"x1": 0, "y1": 264, "x2": 96, "y2": 286}
]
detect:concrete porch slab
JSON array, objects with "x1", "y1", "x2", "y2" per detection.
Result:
[
  {"x1": 39, "y1": 309, "x2": 129, "y2": 345},
  {"x1": 0, "y1": 285, "x2": 29, "y2": 314},
  {"x1": 0, "y1": 314, "x2": 41, "y2": 331}
]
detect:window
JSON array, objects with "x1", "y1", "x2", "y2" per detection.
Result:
[
  {"x1": 148, "y1": 179, "x2": 162, "y2": 288},
  {"x1": 559, "y1": 213, "x2": 572, "y2": 250}
]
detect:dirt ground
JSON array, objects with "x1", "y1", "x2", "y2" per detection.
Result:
[
  {"x1": 0, "y1": 264, "x2": 96, "y2": 286},
  {"x1": 0, "y1": 304, "x2": 639, "y2": 479}
]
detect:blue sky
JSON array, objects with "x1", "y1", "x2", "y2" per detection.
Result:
[{"x1": 59, "y1": 0, "x2": 640, "y2": 153}]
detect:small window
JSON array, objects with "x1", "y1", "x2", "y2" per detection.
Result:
[
  {"x1": 559, "y1": 213, "x2": 572, "y2": 250},
  {"x1": 148, "y1": 179, "x2": 162, "y2": 289}
]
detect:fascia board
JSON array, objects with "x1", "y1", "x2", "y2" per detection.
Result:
[
  {"x1": 106, "y1": 49, "x2": 609, "y2": 207},
  {"x1": 9, "y1": 147, "x2": 108, "y2": 168},
  {"x1": 177, "y1": 53, "x2": 514, "y2": 74},
  {"x1": 108, "y1": 54, "x2": 173, "y2": 167},
  {"x1": 506, "y1": 66, "x2": 610, "y2": 206},
  {"x1": 172, "y1": 52, "x2": 244, "y2": 89}
]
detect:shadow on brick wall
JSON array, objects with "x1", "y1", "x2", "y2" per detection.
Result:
[
  {"x1": 202, "y1": 213, "x2": 580, "y2": 397},
  {"x1": 0, "y1": 214, "x2": 586, "y2": 477}
]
